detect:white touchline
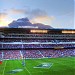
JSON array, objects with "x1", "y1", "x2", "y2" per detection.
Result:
[{"x1": 2, "y1": 60, "x2": 7, "y2": 75}]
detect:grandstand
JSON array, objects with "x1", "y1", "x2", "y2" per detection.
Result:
[{"x1": 0, "y1": 28, "x2": 75, "y2": 75}]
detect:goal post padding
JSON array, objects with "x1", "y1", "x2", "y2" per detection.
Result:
[{"x1": 0, "y1": 60, "x2": 2, "y2": 64}]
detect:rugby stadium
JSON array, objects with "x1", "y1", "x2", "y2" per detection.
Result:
[{"x1": 0, "y1": 28, "x2": 75, "y2": 75}]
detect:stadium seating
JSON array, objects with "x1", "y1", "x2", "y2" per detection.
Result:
[
  {"x1": 0, "y1": 29, "x2": 75, "y2": 60},
  {"x1": 0, "y1": 43, "x2": 75, "y2": 49},
  {"x1": 0, "y1": 49, "x2": 74, "y2": 59},
  {"x1": 3, "y1": 50, "x2": 21, "y2": 59},
  {"x1": 0, "y1": 51, "x2": 2, "y2": 59},
  {"x1": 0, "y1": 39, "x2": 75, "y2": 43}
]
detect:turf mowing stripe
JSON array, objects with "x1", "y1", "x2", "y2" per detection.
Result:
[{"x1": 2, "y1": 60, "x2": 7, "y2": 75}]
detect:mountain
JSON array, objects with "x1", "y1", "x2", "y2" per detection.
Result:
[{"x1": 8, "y1": 18, "x2": 53, "y2": 29}]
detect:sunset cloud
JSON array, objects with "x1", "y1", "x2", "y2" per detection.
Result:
[
  {"x1": 0, "y1": 13, "x2": 12, "y2": 27},
  {"x1": 0, "y1": 0, "x2": 74, "y2": 28},
  {"x1": 30, "y1": 16, "x2": 55, "y2": 25},
  {"x1": 28, "y1": 9, "x2": 47, "y2": 18},
  {"x1": 26, "y1": 9, "x2": 54, "y2": 25},
  {"x1": 27, "y1": 9, "x2": 55, "y2": 25},
  {"x1": 0, "y1": 13, "x2": 7, "y2": 20},
  {"x1": 9, "y1": 8, "x2": 54, "y2": 25},
  {"x1": 0, "y1": 8, "x2": 55, "y2": 27},
  {"x1": 10, "y1": 9, "x2": 27, "y2": 14},
  {"x1": 9, "y1": 8, "x2": 47, "y2": 17}
]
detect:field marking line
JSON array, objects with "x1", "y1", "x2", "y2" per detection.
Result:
[
  {"x1": 25, "y1": 67, "x2": 31, "y2": 75},
  {"x1": 18, "y1": 59, "x2": 32, "y2": 75},
  {"x1": 2, "y1": 60, "x2": 7, "y2": 75}
]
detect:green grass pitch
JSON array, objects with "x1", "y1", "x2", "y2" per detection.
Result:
[{"x1": 0, "y1": 57, "x2": 75, "y2": 75}]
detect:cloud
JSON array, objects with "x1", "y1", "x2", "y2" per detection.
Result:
[
  {"x1": 9, "y1": 8, "x2": 55, "y2": 25},
  {"x1": 28, "y1": 9, "x2": 55, "y2": 25},
  {"x1": 0, "y1": 13, "x2": 8, "y2": 20},
  {"x1": 0, "y1": 8, "x2": 55, "y2": 27},
  {"x1": 30, "y1": 15, "x2": 55, "y2": 25},
  {"x1": 28, "y1": 9, "x2": 47, "y2": 18},
  {"x1": 0, "y1": 13, "x2": 12, "y2": 27},
  {"x1": 10, "y1": 9, "x2": 26, "y2": 14},
  {"x1": 10, "y1": 8, "x2": 47, "y2": 17}
]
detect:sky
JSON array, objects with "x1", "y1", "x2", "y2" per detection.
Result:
[{"x1": 0, "y1": 0, "x2": 74, "y2": 29}]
